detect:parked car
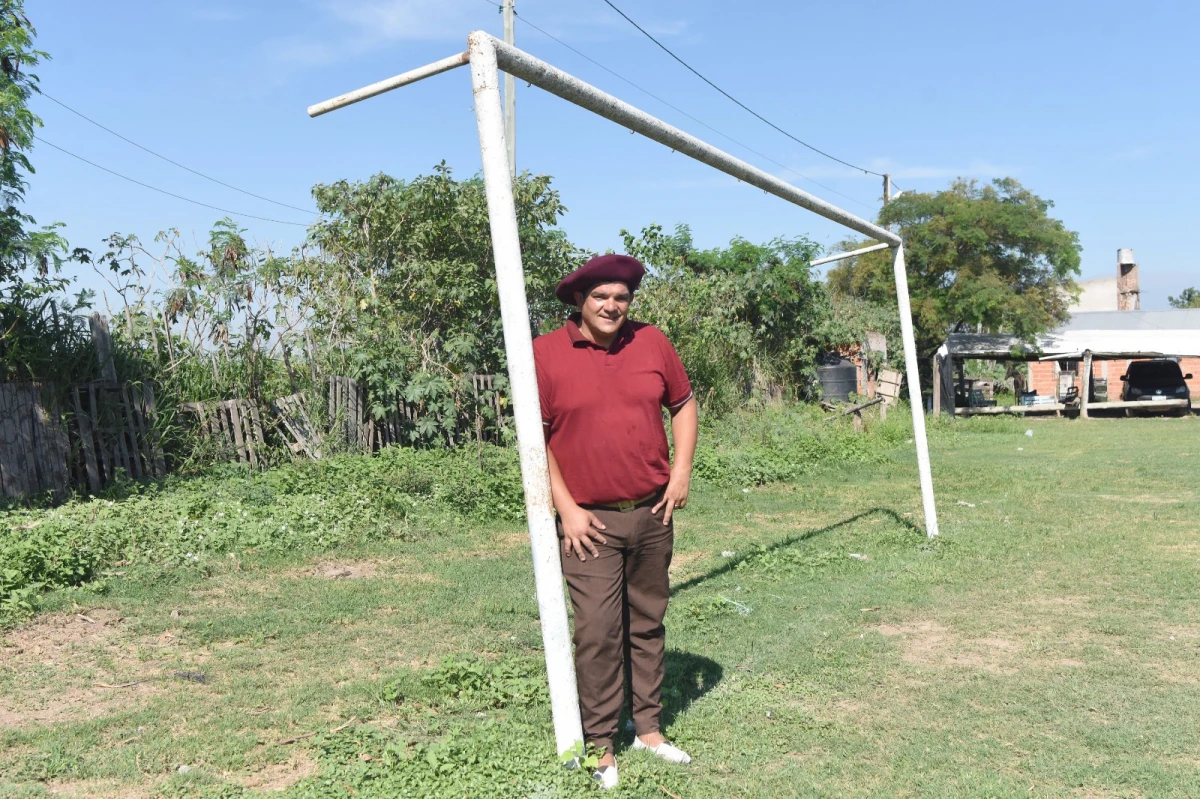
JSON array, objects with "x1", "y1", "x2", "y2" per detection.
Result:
[{"x1": 1120, "y1": 359, "x2": 1193, "y2": 416}]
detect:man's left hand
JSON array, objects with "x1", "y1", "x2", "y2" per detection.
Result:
[{"x1": 652, "y1": 472, "x2": 690, "y2": 525}]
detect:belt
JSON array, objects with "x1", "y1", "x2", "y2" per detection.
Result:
[{"x1": 585, "y1": 489, "x2": 663, "y2": 513}]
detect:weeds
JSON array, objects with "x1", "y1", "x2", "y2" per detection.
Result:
[
  {"x1": 2, "y1": 405, "x2": 911, "y2": 627},
  {"x1": 419, "y1": 655, "x2": 547, "y2": 709}
]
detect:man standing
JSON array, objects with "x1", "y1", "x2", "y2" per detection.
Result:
[{"x1": 534, "y1": 254, "x2": 698, "y2": 790}]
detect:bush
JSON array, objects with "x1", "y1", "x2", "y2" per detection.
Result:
[
  {"x1": 1, "y1": 403, "x2": 916, "y2": 626},
  {"x1": 692, "y1": 402, "x2": 911, "y2": 487},
  {"x1": 0, "y1": 443, "x2": 525, "y2": 625},
  {"x1": 622, "y1": 224, "x2": 833, "y2": 413}
]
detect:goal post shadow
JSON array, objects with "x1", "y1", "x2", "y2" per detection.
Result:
[{"x1": 309, "y1": 30, "x2": 941, "y2": 757}]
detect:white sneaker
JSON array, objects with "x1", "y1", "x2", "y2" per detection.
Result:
[
  {"x1": 631, "y1": 736, "x2": 692, "y2": 764},
  {"x1": 592, "y1": 765, "x2": 619, "y2": 790}
]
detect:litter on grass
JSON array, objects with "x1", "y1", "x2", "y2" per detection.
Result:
[
  {"x1": 718, "y1": 594, "x2": 752, "y2": 615},
  {"x1": 956, "y1": 500, "x2": 976, "y2": 507},
  {"x1": 721, "y1": 550, "x2": 736, "y2": 558},
  {"x1": 1025, "y1": 429, "x2": 1034, "y2": 437},
  {"x1": 849, "y1": 553, "x2": 869, "y2": 561}
]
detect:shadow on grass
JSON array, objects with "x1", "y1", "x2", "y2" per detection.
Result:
[
  {"x1": 671, "y1": 507, "x2": 923, "y2": 597},
  {"x1": 660, "y1": 649, "x2": 722, "y2": 731},
  {"x1": 615, "y1": 648, "x2": 722, "y2": 750}
]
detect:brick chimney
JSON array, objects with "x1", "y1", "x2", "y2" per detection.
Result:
[{"x1": 1117, "y1": 248, "x2": 1140, "y2": 311}]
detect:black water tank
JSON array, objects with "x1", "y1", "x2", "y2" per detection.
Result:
[{"x1": 817, "y1": 356, "x2": 857, "y2": 402}]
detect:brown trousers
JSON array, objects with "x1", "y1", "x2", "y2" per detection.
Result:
[{"x1": 558, "y1": 495, "x2": 673, "y2": 752}]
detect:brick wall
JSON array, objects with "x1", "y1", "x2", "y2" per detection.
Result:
[
  {"x1": 1030, "y1": 357, "x2": 1200, "y2": 401},
  {"x1": 1029, "y1": 361, "x2": 1057, "y2": 397}
]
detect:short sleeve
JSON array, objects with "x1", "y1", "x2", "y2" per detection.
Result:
[
  {"x1": 658, "y1": 332, "x2": 693, "y2": 410},
  {"x1": 534, "y1": 343, "x2": 554, "y2": 427}
]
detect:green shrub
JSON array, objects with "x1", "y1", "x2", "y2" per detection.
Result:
[
  {"x1": 692, "y1": 402, "x2": 911, "y2": 487},
  {"x1": 1, "y1": 402, "x2": 917, "y2": 627},
  {"x1": 0, "y1": 444, "x2": 525, "y2": 626},
  {"x1": 420, "y1": 655, "x2": 548, "y2": 709}
]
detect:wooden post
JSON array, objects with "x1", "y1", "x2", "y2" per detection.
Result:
[
  {"x1": 117, "y1": 385, "x2": 144, "y2": 478},
  {"x1": 73, "y1": 386, "x2": 101, "y2": 492},
  {"x1": 1079, "y1": 350, "x2": 1093, "y2": 420},
  {"x1": 90, "y1": 313, "x2": 118, "y2": 383},
  {"x1": 141, "y1": 384, "x2": 167, "y2": 476},
  {"x1": 932, "y1": 354, "x2": 942, "y2": 415}
]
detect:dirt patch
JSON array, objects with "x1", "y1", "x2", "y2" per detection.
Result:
[
  {"x1": 873, "y1": 621, "x2": 1022, "y2": 675},
  {"x1": 669, "y1": 550, "x2": 706, "y2": 577},
  {"x1": 46, "y1": 778, "x2": 158, "y2": 798},
  {"x1": 308, "y1": 560, "x2": 378, "y2": 579},
  {"x1": 1, "y1": 607, "x2": 125, "y2": 657},
  {"x1": 0, "y1": 610, "x2": 210, "y2": 730},
  {"x1": 240, "y1": 750, "x2": 319, "y2": 791}
]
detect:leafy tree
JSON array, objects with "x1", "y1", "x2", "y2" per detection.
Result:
[
  {"x1": 621, "y1": 223, "x2": 833, "y2": 411},
  {"x1": 1168, "y1": 288, "x2": 1200, "y2": 309},
  {"x1": 0, "y1": 1, "x2": 90, "y2": 381},
  {"x1": 827, "y1": 178, "x2": 1081, "y2": 371},
  {"x1": 296, "y1": 164, "x2": 582, "y2": 444}
]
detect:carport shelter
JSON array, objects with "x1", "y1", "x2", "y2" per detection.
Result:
[{"x1": 934, "y1": 309, "x2": 1200, "y2": 417}]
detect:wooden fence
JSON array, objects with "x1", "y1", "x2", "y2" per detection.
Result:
[
  {"x1": 178, "y1": 399, "x2": 265, "y2": 467},
  {"x1": 0, "y1": 380, "x2": 167, "y2": 500},
  {"x1": 271, "y1": 392, "x2": 322, "y2": 459},
  {"x1": 0, "y1": 366, "x2": 508, "y2": 500},
  {"x1": 328, "y1": 374, "x2": 508, "y2": 453},
  {"x1": 70, "y1": 381, "x2": 167, "y2": 492},
  {"x1": 0, "y1": 383, "x2": 71, "y2": 500}
]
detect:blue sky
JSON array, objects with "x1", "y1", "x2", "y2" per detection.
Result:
[{"x1": 27, "y1": 0, "x2": 1200, "y2": 309}]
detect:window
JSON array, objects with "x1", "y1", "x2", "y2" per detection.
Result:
[{"x1": 1057, "y1": 359, "x2": 1080, "y2": 374}]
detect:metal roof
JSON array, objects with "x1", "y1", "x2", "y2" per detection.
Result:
[
  {"x1": 1061, "y1": 309, "x2": 1200, "y2": 332},
  {"x1": 944, "y1": 309, "x2": 1200, "y2": 360}
]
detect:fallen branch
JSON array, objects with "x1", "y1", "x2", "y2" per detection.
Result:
[
  {"x1": 277, "y1": 731, "x2": 317, "y2": 746},
  {"x1": 823, "y1": 396, "x2": 884, "y2": 421},
  {"x1": 659, "y1": 786, "x2": 683, "y2": 799}
]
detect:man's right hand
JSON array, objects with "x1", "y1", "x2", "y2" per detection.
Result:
[{"x1": 560, "y1": 505, "x2": 607, "y2": 561}]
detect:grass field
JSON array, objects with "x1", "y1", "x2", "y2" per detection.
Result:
[{"x1": 2, "y1": 414, "x2": 1199, "y2": 797}]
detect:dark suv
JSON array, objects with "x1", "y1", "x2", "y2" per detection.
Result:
[{"x1": 1121, "y1": 359, "x2": 1193, "y2": 415}]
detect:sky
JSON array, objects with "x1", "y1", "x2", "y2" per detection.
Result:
[{"x1": 25, "y1": 0, "x2": 1200, "y2": 310}]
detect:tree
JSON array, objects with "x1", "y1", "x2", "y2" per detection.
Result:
[
  {"x1": 1168, "y1": 288, "x2": 1200, "y2": 309},
  {"x1": 621, "y1": 223, "x2": 833, "y2": 410},
  {"x1": 295, "y1": 164, "x2": 582, "y2": 444},
  {"x1": 0, "y1": 1, "x2": 91, "y2": 381},
  {"x1": 827, "y1": 178, "x2": 1081, "y2": 369}
]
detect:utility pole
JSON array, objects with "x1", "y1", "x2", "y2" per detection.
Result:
[
  {"x1": 883, "y1": 173, "x2": 891, "y2": 205},
  {"x1": 503, "y1": 0, "x2": 516, "y2": 179}
]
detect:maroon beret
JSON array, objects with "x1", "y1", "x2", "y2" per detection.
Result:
[{"x1": 555, "y1": 254, "x2": 646, "y2": 305}]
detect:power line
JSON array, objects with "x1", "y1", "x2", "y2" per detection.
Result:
[
  {"x1": 35, "y1": 136, "x2": 310, "y2": 227},
  {"x1": 479, "y1": 0, "x2": 876, "y2": 210},
  {"x1": 597, "y1": 0, "x2": 896, "y2": 186},
  {"x1": 39, "y1": 91, "x2": 317, "y2": 215}
]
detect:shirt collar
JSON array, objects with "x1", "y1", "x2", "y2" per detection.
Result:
[{"x1": 566, "y1": 313, "x2": 633, "y2": 349}]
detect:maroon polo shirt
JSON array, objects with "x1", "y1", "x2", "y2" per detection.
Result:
[{"x1": 534, "y1": 314, "x2": 693, "y2": 506}]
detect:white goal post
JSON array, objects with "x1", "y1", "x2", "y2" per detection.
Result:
[{"x1": 309, "y1": 30, "x2": 940, "y2": 756}]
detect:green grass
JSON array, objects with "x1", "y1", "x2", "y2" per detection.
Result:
[{"x1": 2, "y1": 413, "x2": 1200, "y2": 797}]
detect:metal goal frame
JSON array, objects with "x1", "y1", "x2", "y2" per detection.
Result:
[{"x1": 309, "y1": 31, "x2": 940, "y2": 755}]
